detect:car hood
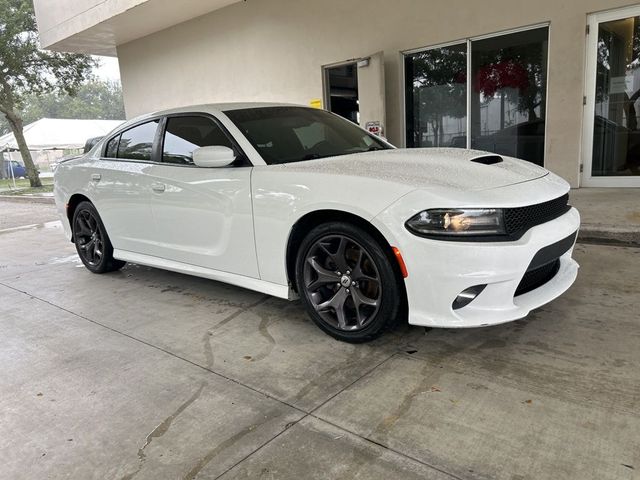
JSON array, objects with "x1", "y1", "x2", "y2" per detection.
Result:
[{"x1": 281, "y1": 147, "x2": 548, "y2": 191}]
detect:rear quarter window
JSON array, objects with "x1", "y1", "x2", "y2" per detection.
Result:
[{"x1": 116, "y1": 120, "x2": 159, "y2": 161}]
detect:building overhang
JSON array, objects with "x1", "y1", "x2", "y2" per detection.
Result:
[{"x1": 33, "y1": 0, "x2": 243, "y2": 56}]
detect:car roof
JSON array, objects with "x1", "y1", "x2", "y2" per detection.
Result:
[{"x1": 130, "y1": 102, "x2": 304, "y2": 124}]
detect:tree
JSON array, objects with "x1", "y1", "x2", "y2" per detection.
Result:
[
  {"x1": 0, "y1": 79, "x2": 125, "y2": 135},
  {"x1": 0, "y1": 0, "x2": 96, "y2": 187},
  {"x1": 408, "y1": 46, "x2": 467, "y2": 147},
  {"x1": 474, "y1": 43, "x2": 546, "y2": 125}
]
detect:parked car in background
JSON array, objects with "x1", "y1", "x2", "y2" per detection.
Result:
[
  {"x1": 54, "y1": 103, "x2": 580, "y2": 342},
  {"x1": 1, "y1": 159, "x2": 27, "y2": 179}
]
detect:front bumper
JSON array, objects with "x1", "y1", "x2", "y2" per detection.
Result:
[{"x1": 378, "y1": 206, "x2": 580, "y2": 328}]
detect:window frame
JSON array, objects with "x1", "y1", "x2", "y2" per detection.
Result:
[
  {"x1": 158, "y1": 112, "x2": 251, "y2": 168},
  {"x1": 100, "y1": 112, "x2": 251, "y2": 167},
  {"x1": 581, "y1": 5, "x2": 640, "y2": 187},
  {"x1": 401, "y1": 22, "x2": 550, "y2": 166},
  {"x1": 101, "y1": 117, "x2": 162, "y2": 163}
]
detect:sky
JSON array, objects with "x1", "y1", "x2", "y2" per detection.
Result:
[{"x1": 93, "y1": 56, "x2": 121, "y2": 82}]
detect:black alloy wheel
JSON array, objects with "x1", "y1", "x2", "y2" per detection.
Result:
[
  {"x1": 72, "y1": 201, "x2": 125, "y2": 273},
  {"x1": 295, "y1": 222, "x2": 403, "y2": 342}
]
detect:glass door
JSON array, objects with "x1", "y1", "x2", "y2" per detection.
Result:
[{"x1": 583, "y1": 6, "x2": 640, "y2": 186}]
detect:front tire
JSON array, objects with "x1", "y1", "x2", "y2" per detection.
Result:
[
  {"x1": 72, "y1": 201, "x2": 125, "y2": 274},
  {"x1": 295, "y1": 222, "x2": 402, "y2": 342}
]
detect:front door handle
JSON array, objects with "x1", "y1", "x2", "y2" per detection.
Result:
[
  {"x1": 151, "y1": 182, "x2": 166, "y2": 193},
  {"x1": 91, "y1": 173, "x2": 101, "y2": 182}
]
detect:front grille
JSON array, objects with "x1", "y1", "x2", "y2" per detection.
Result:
[
  {"x1": 504, "y1": 194, "x2": 571, "y2": 238},
  {"x1": 515, "y1": 259, "x2": 560, "y2": 296}
]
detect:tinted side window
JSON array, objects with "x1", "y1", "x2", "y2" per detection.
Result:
[
  {"x1": 117, "y1": 120, "x2": 159, "y2": 161},
  {"x1": 105, "y1": 134, "x2": 120, "y2": 158},
  {"x1": 162, "y1": 116, "x2": 233, "y2": 165}
]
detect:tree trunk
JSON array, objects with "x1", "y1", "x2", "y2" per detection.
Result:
[{"x1": 4, "y1": 110, "x2": 41, "y2": 188}]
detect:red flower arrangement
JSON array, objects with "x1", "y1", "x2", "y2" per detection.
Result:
[{"x1": 475, "y1": 59, "x2": 529, "y2": 97}]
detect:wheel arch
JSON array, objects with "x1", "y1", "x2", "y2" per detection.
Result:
[
  {"x1": 66, "y1": 193, "x2": 92, "y2": 240},
  {"x1": 285, "y1": 209, "x2": 406, "y2": 297}
]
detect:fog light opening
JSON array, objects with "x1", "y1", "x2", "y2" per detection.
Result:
[{"x1": 452, "y1": 285, "x2": 487, "y2": 310}]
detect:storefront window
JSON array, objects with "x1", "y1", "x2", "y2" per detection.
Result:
[
  {"x1": 592, "y1": 16, "x2": 640, "y2": 176},
  {"x1": 471, "y1": 28, "x2": 548, "y2": 166},
  {"x1": 405, "y1": 43, "x2": 467, "y2": 148},
  {"x1": 405, "y1": 27, "x2": 549, "y2": 166}
]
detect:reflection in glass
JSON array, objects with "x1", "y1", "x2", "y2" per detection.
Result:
[
  {"x1": 163, "y1": 116, "x2": 233, "y2": 165},
  {"x1": 405, "y1": 43, "x2": 467, "y2": 148},
  {"x1": 117, "y1": 120, "x2": 159, "y2": 161},
  {"x1": 471, "y1": 27, "x2": 548, "y2": 166},
  {"x1": 593, "y1": 17, "x2": 640, "y2": 176}
]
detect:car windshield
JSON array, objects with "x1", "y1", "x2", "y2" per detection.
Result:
[{"x1": 225, "y1": 106, "x2": 392, "y2": 165}]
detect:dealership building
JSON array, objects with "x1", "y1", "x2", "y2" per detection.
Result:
[{"x1": 34, "y1": 0, "x2": 640, "y2": 188}]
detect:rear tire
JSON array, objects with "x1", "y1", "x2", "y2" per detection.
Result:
[
  {"x1": 295, "y1": 221, "x2": 402, "y2": 342},
  {"x1": 72, "y1": 201, "x2": 126, "y2": 274}
]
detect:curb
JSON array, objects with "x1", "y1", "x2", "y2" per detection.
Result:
[
  {"x1": 577, "y1": 225, "x2": 640, "y2": 248},
  {"x1": 0, "y1": 195, "x2": 55, "y2": 204}
]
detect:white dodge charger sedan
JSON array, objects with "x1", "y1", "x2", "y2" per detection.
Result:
[{"x1": 54, "y1": 103, "x2": 580, "y2": 342}]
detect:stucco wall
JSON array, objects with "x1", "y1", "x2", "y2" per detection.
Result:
[{"x1": 117, "y1": 0, "x2": 639, "y2": 186}]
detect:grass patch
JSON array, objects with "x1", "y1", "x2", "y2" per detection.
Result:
[
  {"x1": 1, "y1": 185, "x2": 54, "y2": 195},
  {"x1": 0, "y1": 177, "x2": 54, "y2": 194}
]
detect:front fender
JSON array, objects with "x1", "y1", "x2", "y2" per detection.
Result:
[{"x1": 251, "y1": 167, "x2": 413, "y2": 285}]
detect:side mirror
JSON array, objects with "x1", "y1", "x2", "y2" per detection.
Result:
[{"x1": 192, "y1": 146, "x2": 236, "y2": 168}]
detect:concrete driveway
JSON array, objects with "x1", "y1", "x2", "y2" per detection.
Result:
[{"x1": 0, "y1": 199, "x2": 638, "y2": 480}]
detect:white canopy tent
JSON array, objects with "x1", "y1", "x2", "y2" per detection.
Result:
[{"x1": 0, "y1": 118, "x2": 124, "y2": 151}]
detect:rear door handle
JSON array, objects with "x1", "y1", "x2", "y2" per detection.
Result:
[
  {"x1": 91, "y1": 173, "x2": 101, "y2": 182},
  {"x1": 151, "y1": 182, "x2": 166, "y2": 193}
]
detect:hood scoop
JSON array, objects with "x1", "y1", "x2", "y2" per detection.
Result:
[{"x1": 470, "y1": 155, "x2": 503, "y2": 165}]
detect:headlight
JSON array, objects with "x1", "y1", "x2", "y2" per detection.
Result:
[{"x1": 405, "y1": 208, "x2": 506, "y2": 237}]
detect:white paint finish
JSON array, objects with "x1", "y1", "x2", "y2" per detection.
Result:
[
  {"x1": 68, "y1": 158, "x2": 160, "y2": 253},
  {"x1": 376, "y1": 203, "x2": 580, "y2": 327},
  {"x1": 144, "y1": 163, "x2": 259, "y2": 278},
  {"x1": 279, "y1": 148, "x2": 548, "y2": 192},
  {"x1": 250, "y1": 166, "x2": 414, "y2": 286},
  {"x1": 54, "y1": 103, "x2": 580, "y2": 328},
  {"x1": 112, "y1": 249, "x2": 290, "y2": 299}
]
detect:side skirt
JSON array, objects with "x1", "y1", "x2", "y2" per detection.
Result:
[{"x1": 113, "y1": 249, "x2": 293, "y2": 300}]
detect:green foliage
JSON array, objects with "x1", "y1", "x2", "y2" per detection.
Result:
[
  {"x1": 407, "y1": 45, "x2": 467, "y2": 146},
  {"x1": 0, "y1": 0, "x2": 97, "y2": 107},
  {"x1": 0, "y1": 0, "x2": 98, "y2": 186},
  {"x1": 0, "y1": 79, "x2": 125, "y2": 135}
]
